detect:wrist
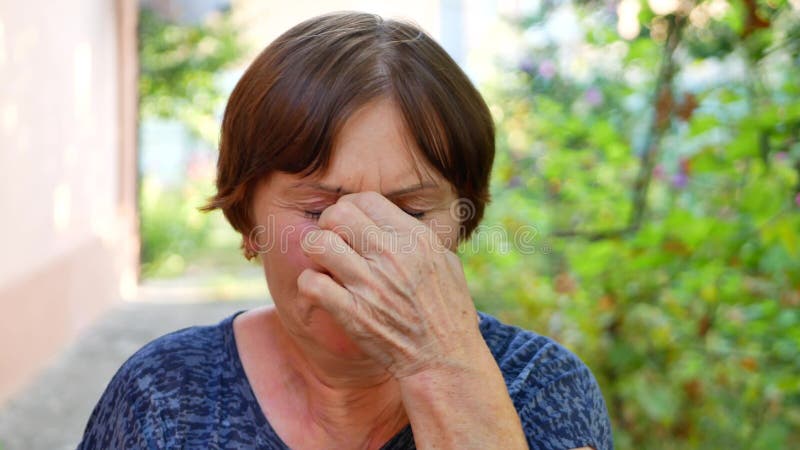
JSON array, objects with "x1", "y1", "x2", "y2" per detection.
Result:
[
  {"x1": 394, "y1": 334, "x2": 527, "y2": 449},
  {"x1": 396, "y1": 334, "x2": 497, "y2": 394}
]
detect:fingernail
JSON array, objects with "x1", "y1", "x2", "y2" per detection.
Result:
[
  {"x1": 302, "y1": 230, "x2": 324, "y2": 254},
  {"x1": 305, "y1": 229, "x2": 321, "y2": 242}
]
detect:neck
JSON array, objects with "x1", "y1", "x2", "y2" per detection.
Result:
[{"x1": 268, "y1": 308, "x2": 409, "y2": 448}]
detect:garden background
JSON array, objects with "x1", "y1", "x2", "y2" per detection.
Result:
[{"x1": 139, "y1": 1, "x2": 800, "y2": 448}]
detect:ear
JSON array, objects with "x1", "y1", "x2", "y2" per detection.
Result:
[
  {"x1": 243, "y1": 233, "x2": 258, "y2": 260},
  {"x1": 243, "y1": 215, "x2": 276, "y2": 260}
]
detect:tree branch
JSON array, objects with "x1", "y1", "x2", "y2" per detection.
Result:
[
  {"x1": 628, "y1": 14, "x2": 685, "y2": 230},
  {"x1": 550, "y1": 14, "x2": 687, "y2": 240}
]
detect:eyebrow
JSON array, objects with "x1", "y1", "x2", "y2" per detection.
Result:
[{"x1": 290, "y1": 181, "x2": 439, "y2": 198}]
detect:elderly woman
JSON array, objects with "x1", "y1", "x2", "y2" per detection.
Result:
[{"x1": 80, "y1": 12, "x2": 612, "y2": 450}]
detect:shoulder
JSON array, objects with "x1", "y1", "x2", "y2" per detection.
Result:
[
  {"x1": 477, "y1": 312, "x2": 597, "y2": 395},
  {"x1": 78, "y1": 315, "x2": 235, "y2": 449},
  {"x1": 477, "y1": 311, "x2": 614, "y2": 450},
  {"x1": 109, "y1": 317, "x2": 229, "y2": 400}
]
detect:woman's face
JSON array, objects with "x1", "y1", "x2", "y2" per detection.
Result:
[{"x1": 249, "y1": 97, "x2": 461, "y2": 360}]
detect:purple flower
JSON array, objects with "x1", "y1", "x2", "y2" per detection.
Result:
[
  {"x1": 775, "y1": 152, "x2": 788, "y2": 162},
  {"x1": 795, "y1": 193, "x2": 800, "y2": 207},
  {"x1": 518, "y1": 57, "x2": 535, "y2": 75},
  {"x1": 538, "y1": 60, "x2": 557, "y2": 80},
  {"x1": 671, "y1": 172, "x2": 689, "y2": 189},
  {"x1": 507, "y1": 176, "x2": 522, "y2": 189},
  {"x1": 585, "y1": 87, "x2": 604, "y2": 107}
]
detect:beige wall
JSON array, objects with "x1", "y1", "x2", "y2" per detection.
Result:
[{"x1": 0, "y1": 0, "x2": 138, "y2": 404}]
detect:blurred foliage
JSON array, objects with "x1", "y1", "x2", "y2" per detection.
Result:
[
  {"x1": 138, "y1": 5, "x2": 246, "y2": 278},
  {"x1": 139, "y1": 175, "x2": 243, "y2": 278},
  {"x1": 465, "y1": 0, "x2": 800, "y2": 448},
  {"x1": 138, "y1": 6, "x2": 244, "y2": 144}
]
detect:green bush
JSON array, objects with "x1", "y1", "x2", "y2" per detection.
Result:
[
  {"x1": 139, "y1": 177, "x2": 243, "y2": 278},
  {"x1": 138, "y1": 6, "x2": 244, "y2": 144},
  {"x1": 137, "y1": 5, "x2": 246, "y2": 278},
  {"x1": 464, "y1": 1, "x2": 800, "y2": 448}
]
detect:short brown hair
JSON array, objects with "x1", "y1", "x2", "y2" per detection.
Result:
[{"x1": 201, "y1": 11, "x2": 495, "y2": 259}]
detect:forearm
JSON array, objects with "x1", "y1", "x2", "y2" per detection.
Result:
[{"x1": 398, "y1": 339, "x2": 528, "y2": 449}]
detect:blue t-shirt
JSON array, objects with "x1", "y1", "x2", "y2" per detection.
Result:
[{"x1": 78, "y1": 310, "x2": 613, "y2": 449}]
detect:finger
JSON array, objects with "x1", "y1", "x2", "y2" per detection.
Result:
[
  {"x1": 442, "y1": 249, "x2": 467, "y2": 281},
  {"x1": 296, "y1": 268, "x2": 356, "y2": 328},
  {"x1": 317, "y1": 200, "x2": 384, "y2": 256},
  {"x1": 301, "y1": 228, "x2": 371, "y2": 286},
  {"x1": 297, "y1": 268, "x2": 417, "y2": 369},
  {"x1": 338, "y1": 191, "x2": 418, "y2": 233}
]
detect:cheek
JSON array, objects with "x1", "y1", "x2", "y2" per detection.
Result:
[{"x1": 261, "y1": 220, "x2": 322, "y2": 296}]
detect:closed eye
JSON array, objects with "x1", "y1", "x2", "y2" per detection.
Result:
[
  {"x1": 303, "y1": 210, "x2": 425, "y2": 220},
  {"x1": 303, "y1": 210, "x2": 324, "y2": 220},
  {"x1": 405, "y1": 210, "x2": 426, "y2": 219}
]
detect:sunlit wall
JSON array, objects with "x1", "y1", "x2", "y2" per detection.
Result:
[{"x1": 0, "y1": 0, "x2": 138, "y2": 404}]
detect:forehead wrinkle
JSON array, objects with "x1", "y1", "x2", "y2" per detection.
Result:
[
  {"x1": 293, "y1": 97, "x2": 447, "y2": 197},
  {"x1": 291, "y1": 133, "x2": 441, "y2": 194},
  {"x1": 326, "y1": 149, "x2": 431, "y2": 196},
  {"x1": 377, "y1": 157, "x2": 385, "y2": 194},
  {"x1": 392, "y1": 111, "x2": 441, "y2": 189}
]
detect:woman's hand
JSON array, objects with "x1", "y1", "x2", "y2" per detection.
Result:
[
  {"x1": 297, "y1": 191, "x2": 528, "y2": 448},
  {"x1": 297, "y1": 191, "x2": 483, "y2": 379}
]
